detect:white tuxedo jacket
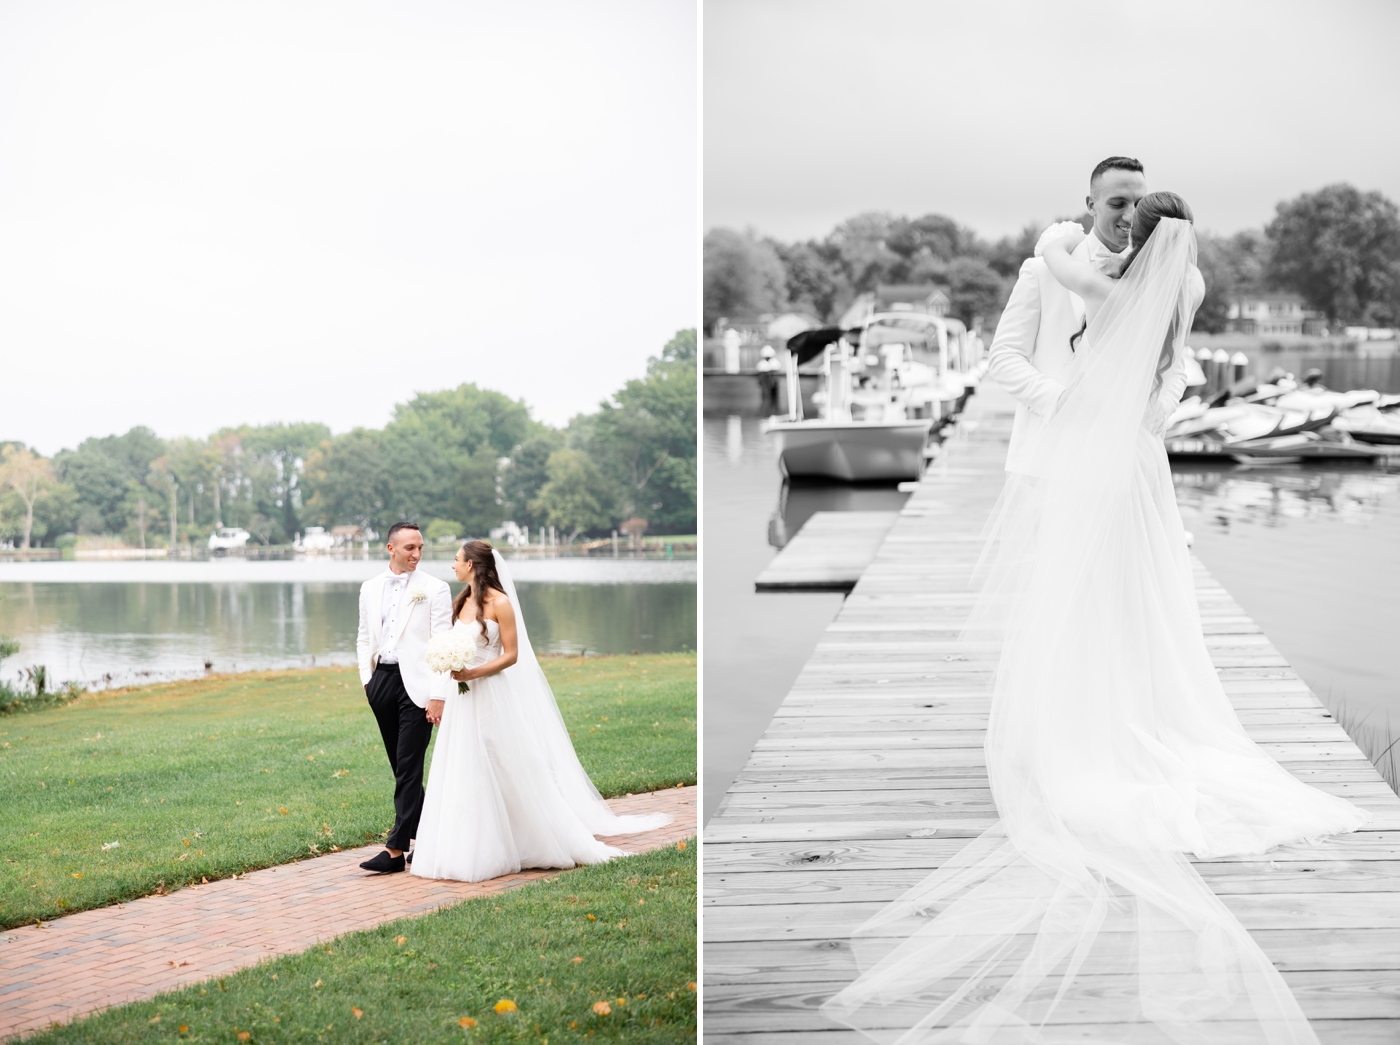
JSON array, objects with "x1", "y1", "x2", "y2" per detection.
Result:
[
  {"x1": 356, "y1": 570, "x2": 454, "y2": 707},
  {"x1": 987, "y1": 230, "x2": 1189, "y2": 474}
]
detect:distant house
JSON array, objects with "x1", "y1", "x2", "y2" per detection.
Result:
[
  {"x1": 1226, "y1": 293, "x2": 1307, "y2": 336},
  {"x1": 837, "y1": 284, "x2": 951, "y2": 329},
  {"x1": 874, "y1": 284, "x2": 950, "y2": 316}
]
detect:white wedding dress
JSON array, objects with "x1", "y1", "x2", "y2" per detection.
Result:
[
  {"x1": 411, "y1": 554, "x2": 671, "y2": 883},
  {"x1": 821, "y1": 220, "x2": 1368, "y2": 1044}
]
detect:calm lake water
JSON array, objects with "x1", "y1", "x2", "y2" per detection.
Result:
[
  {"x1": 0, "y1": 559, "x2": 696, "y2": 689},
  {"x1": 703, "y1": 402, "x2": 1400, "y2": 822}
]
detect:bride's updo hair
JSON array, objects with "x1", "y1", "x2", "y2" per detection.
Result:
[
  {"x1": 1117, "y1": 191, "x2": 1196, "y2": 396},
  {"x1": 452, "y1": 539, "x2": 507, "y2": 624},
  {"x1": 1119, "y1": 191, "x2": 1194, "y2": 277}
]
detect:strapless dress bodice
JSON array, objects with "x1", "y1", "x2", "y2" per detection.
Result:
[{"x1": 455, "y1": 616, "x2": 503, "y2": 660}]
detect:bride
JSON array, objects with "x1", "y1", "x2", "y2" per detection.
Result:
[
  {"x1": 410, "y1": 539, "x2": 671, "y2": 883},
  {"x1": 821, "y1": 196, "x2": 1369, "y2": 1044}
]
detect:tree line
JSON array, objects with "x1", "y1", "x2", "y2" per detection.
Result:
[
  {"x1": 0, "y1": 330, "x2": 697, "y2": 550},
  {"x1": 705, "y1": 183, "x2": 1400, "y2": 336}
]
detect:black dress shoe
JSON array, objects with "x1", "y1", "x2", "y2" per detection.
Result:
[
  {"x1": 405, "y1": 849, "x2": 413, "y2": 866},
  {"x1": 359, "y1": 850, "x2": 405, "y2": 874}
]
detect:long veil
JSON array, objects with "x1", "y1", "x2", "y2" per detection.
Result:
[
  {"x1": 820, "y1": 220, "x2": 1367, "y2": 1043},
  {"x1": 491, "y1": 550, "x2": 672, "y2": 836}
]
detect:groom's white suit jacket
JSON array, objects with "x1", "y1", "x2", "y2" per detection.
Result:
[
  {"x1": 987, "y1": 229, "x2": 1190, "y2": 474},
  {"x1": 356, "y1": 569, "x2": 454, "y2": 707}
]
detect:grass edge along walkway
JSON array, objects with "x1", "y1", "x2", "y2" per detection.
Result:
[
  {"x1": 1, "y1": 654, "x2": 696, "y2": 929},
  {"x1": 0, "y1": 786, "x2": 695, "y2": 1042}
]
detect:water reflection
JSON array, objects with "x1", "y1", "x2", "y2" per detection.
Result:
[
  {"x1": 1171, "y1": 459, "x2": 1400, "y2": 721},
  {"x1": 0, "y1": 581, "x2": 696, "y2": 689},
  {"x1": 1174, "y1": 465, "x2": 1400, "y2": 528},
  {"x1": 770, "y1": 480, "x2": 910, "y2": 548}
]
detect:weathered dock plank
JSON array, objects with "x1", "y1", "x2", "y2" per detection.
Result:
[
  {"x1": 754, "y1": 511, "x2": 900, "y2": 592},
  {"x1": 702, "y1": 392, "x2": 1400, "y2": 1043}
]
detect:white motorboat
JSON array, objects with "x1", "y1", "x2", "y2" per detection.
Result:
[
  {"x1": 764, "y1": 313, "x2": 976, "y2": 481},
  {"x1": 296, "y1": 526, "x2": 336, "y2": 553},
  {"x1": 207, "y1": 527, "x2": 251, "y2": 552}
]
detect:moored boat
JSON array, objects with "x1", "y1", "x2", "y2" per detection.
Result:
[{"x1": 765, "y1": 311, "x2": 977, "y2": 481}]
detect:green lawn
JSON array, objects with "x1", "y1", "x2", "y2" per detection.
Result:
[
  {"x1": 0, "y1": 654, "x2": 695, "y2": 929},
  {"x1": 23, "y1": 841, "x2": 698, "y2": 1044}
]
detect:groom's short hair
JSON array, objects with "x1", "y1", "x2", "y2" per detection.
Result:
[
  {"x1": 386, "y1": 521, "x2": 421, "y2": 544},
  {"x1": 1090, "y1": 156, "x2": 1144, "y2": 189}
]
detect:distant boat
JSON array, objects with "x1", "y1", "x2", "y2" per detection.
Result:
[
  {"x1": 296, "y1": 526, "x2": 336, "y2": 553},
  {"x1": 1331, "y1": 406, "x2": 1400, "y2": 445},
  {"x1": 208, "y1": 527, "x2": 251, "y2": 552}
]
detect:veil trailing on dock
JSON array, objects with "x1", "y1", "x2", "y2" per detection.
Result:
[
  {"x1": 820, "y1": 220, "x2": 1367, "y2": 1043},
  {"x1": 491, "y1": 550, "x2": 672, "y2": 837}
]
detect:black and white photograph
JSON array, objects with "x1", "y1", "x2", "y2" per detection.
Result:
[{"x1": 703, "y1": 1, "x2": 1400, "y2": 1042}]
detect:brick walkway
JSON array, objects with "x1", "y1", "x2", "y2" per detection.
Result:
[{"x1": 0, "y1": 786, "x2": 695, "y2": 1041}]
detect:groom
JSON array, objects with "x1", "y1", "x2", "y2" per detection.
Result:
[
  {"x1": 987, "y1": 156, "x2": 1148, "y2": 474},
  {"x1": 356, "y1": 521, "x2": 453, "y2": 874}
]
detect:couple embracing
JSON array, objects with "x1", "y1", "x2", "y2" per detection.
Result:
[
  {"x1": 354, "y1": 522, "x2": 668, "y2": 883},
  {"x1": 820, "y1": 157, "x2": 1370, "y2": 1043}
]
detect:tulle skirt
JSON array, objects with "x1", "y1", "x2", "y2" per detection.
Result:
[
  {"x1": 820, "y1": 429, "x2": 1369, "y2": 1044},
  {"x1": 411, "y1": 669, "x2": 624, "y2": 884}
]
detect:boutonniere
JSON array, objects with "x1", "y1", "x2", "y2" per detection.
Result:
[{"x1": 408, "y1": 588, "x2": 428, "y2": 604}]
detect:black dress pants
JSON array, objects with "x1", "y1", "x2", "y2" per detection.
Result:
[{"x1": 365, "y1": 663, "x2": 433, "y2": 852}]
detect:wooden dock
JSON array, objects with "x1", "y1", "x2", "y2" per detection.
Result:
[
  {"x1": 703, "y1": 392, "x2": 1400, "y2": 1043},
  {"x1": 754, "y1": 511, "x2": 900, "y2": 593}
]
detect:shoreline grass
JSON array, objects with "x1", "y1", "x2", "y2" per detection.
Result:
[
  {"x1": 0, "y1": 655, "x2": 695, "y2": 929},
  {"x1": 21, "y1": 839, "x2": 698, "y2": 1044}
]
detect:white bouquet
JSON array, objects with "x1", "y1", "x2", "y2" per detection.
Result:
[{"x1": 425, "y1": 628, "x2": 479, "y2": 694}]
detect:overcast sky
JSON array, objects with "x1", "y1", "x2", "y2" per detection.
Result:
[
  {"x1": 1, "y1": 0, "x2": 696, "y2": 456},
  {"x1": 706, "y1": 0, "x2": 1400, "y2": 243}
]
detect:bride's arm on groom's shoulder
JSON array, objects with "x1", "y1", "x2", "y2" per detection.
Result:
[
  {"x1": 1039, "y1": 229, "x2": 1113, "y2": 306},
  {"x1": 986, "y1": 260, "x2": 1064, "y2": 418}
]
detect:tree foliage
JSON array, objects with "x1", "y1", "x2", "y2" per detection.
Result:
[
  {"x1": 12, "y1": 331, "x2": 697, "y2": 547},
  {"x1": 702, "y1": 228, "x2": 786, "y2": 330},
  {"x1": 1266, "y1": 183, "x2": 1400, "y2": 324}
]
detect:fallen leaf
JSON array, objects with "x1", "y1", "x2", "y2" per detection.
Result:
[
  {"x1": 458, "y1": 1016, "x2": 477, "y2": 1028},
  {"x1": 570, "y1": 1021, "x2": 579, "y2": 1029},
  {"x1": 352, "y1": 1006, "x2": 363, "y2": 1019},
  {"x1": 178, "y1": 1025, "x2": 188, "y2": 1034},
  {"x1": 616, "y1": 997, "x2": 626, "y2": 1005},
  {"x1": 638, "y1": 899, "x2": 645, "y2": 905},
  {"x1": 687, "y1": 981, "x2": 698, "y2": 991},
  {"x1": 571, "y1": 956, "x2": 583, "y2": 963},
  {"x1": 176, "y1": 853, "x2": 188, "y2": 862},
  {"x1": 201, "y1": 876, "x2": 208, "y2": 884},
  {"x1": 677, "y1": 841, "x2": 686, "y2": 851},
  {"x1": 150, "y1": 1015, "x2": 160, "y2": 1024},
  {"x1": 237, "y1": 1034, "x2": 250, "y2": 1042},
  {"x1": 592, "y1": 1000, "x2": 611, "y2": 1016},
  {"x1": 586, "y1": 914, "x2": 596, "y2": 921},
  {"x1": 167, "y1": 960, "x2": 188, "y2": 967},
  {"x1": 279, "y1": 807, "x2": 288, "y2": 815},
  {"x1": 102, "y1": 841, "x2": 120, "y2": 851},
  {"x1": 72, "y1": 873, "x2": 82, "y2": 879},
  {"x1": 313, "y1": 979, "x2": 323, "y2": 988},
  {"x1": 395, "y1": 935, "x2": 407, "y2": 947},
  {"x1": 494, "y1": 999, "x2": 517, "y2": 1014}
]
